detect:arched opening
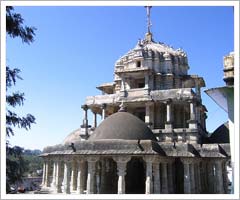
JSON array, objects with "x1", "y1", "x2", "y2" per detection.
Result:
[
  {"x1": 125, "y1": 157, "x2": 145, "y2": 194},
  {"x1": 175, "y1": 158, "x2": 184, "y2": 193},
  {"x1": 99, "y1": 158, "x2": 117, "y2": 194}
]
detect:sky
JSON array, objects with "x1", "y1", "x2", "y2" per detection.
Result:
[{"x1": 4, "y1": 5, "x2": 234, "y2": 150}]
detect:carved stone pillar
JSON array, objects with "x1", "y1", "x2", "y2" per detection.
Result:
[
  {"x1": 125, "y1": 77, "x2": 131, "y2": 90},
  {"x1": 76, "y1": 159, "x2": 86, "y2": 194},
  {"x1": 70, "y1": 160, "x2": 77, "y2": 191},
  {"x1": 144, "y1": 156, "x2": 154, "y2": 194},
  {"x1": 62, "y1": 159, "x2": 71, "y2": 194},
  {"x1": 195, "y1": 102, "x2": 201, "y2": 123},
  {"x1": 167, "y1": 160, "x2": 174, "y2": 194},
  {"x1": 41, "y1": 160, "x2": 46, "y2": 186},
  {"x1": 194, "y1": 160, "x2": 201, "y2": 194},
  {"x1": 114, "y1": 156, "x2": 131, "y2": 194},
  {"x1": 101, "y1": 103, "x2": 107, "y2": 121},
  {"x1": 55, "y1": 159, "x2": 63, "y2": 193},
  {"x1": 161, "y1": 161, "x2": 168, "y2": 194},
  {"x1": 121, "y1": 76, "x2": 125, "y2": 91},
  {"x1": 207, "y1": 161, "x2": 214, "y2": 193},
  {"x1": 145, "y1": 102, "x2": 154, "y2": 128},
  {"x1": 215, "y1": 160, "x2": 224, "y2": 193},
  {"x1": 152, "y1": 158, "x2": 161, "y2": 194},
  {"x1": 190, "y1": 162, "x2": 195, "y2": 193},
  {"x1": 81, "y1": 104, "x2": 89, "y2": 137},
  {"x1": 190, "y1": 101, "x2": 196, "y2": 120},
  {"x1": 195, "y1": 82, "x2": 201, "y2": 97},
  {"x1": 100, "y1": 160, "x2": 106, "y2": 193},
  {"x1": 165, "y1": 99, "x2": 172, "y2": 130},
  {"x1": 201, "y1": 160, "x2": 208, "y2": 193},
  {"x1": 120, "y1": 75, "x2": 126, "y2": 97},
  {"x1": 51, "y1": 160, "x2": 57, "y2": 188},
  {"x1": 222, "y1": 160, "x2": 229, "y2": 193},
  {"x1": 144, "y1": 72, "x2": 149, "y2": 90},
  {"x1": 86, "y1": 157, "x2": 98, "y2": 194},
  {"x1": 96, "y1": 162, "x2": 101, "y2": 194},
  {"x1": 188, "y1": 100, "x2": 197, "y2": 129},
  {"x1": 181, "y1": 158, "x2": 191, "y2": 194},
  {"x1": 45, "y1": 159, "x2": 51, "y2": 187},
  {"x1": 93, "y1": 112, "x2": 97, "y2": 128}
]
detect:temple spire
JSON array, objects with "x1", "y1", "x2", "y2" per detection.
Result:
[
  {"x1": 145, "y1": 6, "x2": 152, "y2": 33},
  {"x1": 144, "y1": 6, "x2": 153, "y2": 42}
]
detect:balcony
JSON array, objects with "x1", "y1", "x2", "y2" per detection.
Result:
[
  {"x1": 150, "y1": 88, "x2": 195, "y2": 101},
  {"x1": 86, "y1": 88, "x2": 197, "y2": 106},
  {"x1": 126, "y1": 88, "x2": 147, "y2": 97},
  {"x1": 85, "y1": 94, "x2": 119, "y2": 105},
  {"x1": 115, "y1": 66, "x2": 150, "y2": 74}
]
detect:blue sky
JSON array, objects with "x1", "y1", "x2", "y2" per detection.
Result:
[{"x1": 5, "y1": 5, "x2": 233, "y2": 150}]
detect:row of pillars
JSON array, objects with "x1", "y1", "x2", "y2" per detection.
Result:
[
  {"x1": 120, "y1": 72, "x2": 151, "y2": 94},
  {"x1": 145, "y1": 99, "x2": 199, "y2": 130},
  {"x1": 41, "y1": 156, "x2": 229, "y2": 194},
  {"x1": 41, "y1": 156, "x2": 176, "y2": 194},
  {"x1": 81, "y1": 98, "x2": 199, "y2": 131},
  {"x1": 81, "y1": 104, "x2": 107, "y2": 129},
  {"x1": 181, "y1": 158, "x2": 229, "y2": 194}
]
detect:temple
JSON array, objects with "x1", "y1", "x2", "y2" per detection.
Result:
[{"x1": 40, "y1": 7, "x2": 231, "y2": 194}]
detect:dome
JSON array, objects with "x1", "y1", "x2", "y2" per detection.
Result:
[
  {"x1": 89, "y1": 111, "x2": 157, "y2": 141},
  {"x1": 209, "y1": 122, "x2": 229, "y2": 143},
  {"x1": 62, "y1": 128, "x2": 81, "y2": 145}
]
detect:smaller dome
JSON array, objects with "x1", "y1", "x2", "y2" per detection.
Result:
[
  {"x1": 209, "y1": 122, "x2": 229, "y2": 143},
  {"x1": 89, "y1": 112, "x2": 157, "y2": 141},
  {"x1": 62, "y1": 128, "x2": 81, "y2": 145}
]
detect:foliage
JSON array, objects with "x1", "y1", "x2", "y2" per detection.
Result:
[
  {"x1": 22, "y1": 149, "x2": 43, "y2": 175},
  {"x1": 6, "y1": 146, "x2": 29, "y2": 192},
  {"x1": 6, "y1": 6, "x2": 36, "y2": 44},
  {"x1": 6, "y1": 6, "x2": 36, "y2": 193},
  {"x1": 24, "y1": 149, "x2": 42, "y2": 156}
]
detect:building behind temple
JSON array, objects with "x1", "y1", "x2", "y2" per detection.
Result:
[{"x1": 40, "y1": 7, "x2": 231, "y2": 194}]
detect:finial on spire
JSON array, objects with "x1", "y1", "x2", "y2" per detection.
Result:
[
  {"x1": 118, "y1": 100, "x2": 126, "y2": 112},
  {"x1": 145, "y1": 6, "x2": 152, "y2": 33},
  {"x1": 144, "y1": 6, "x2": 153, "y2": 42}
]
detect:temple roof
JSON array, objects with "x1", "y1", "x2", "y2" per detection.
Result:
[
  {"x1": 88, "y1": 111, "x2": 157, "y2": 141},
  {"x1": 41, "y1": 141, "x2": 230, "y2": 158},
  {"x1": 115, "y1": 38, "x2": 187, "y2": 66}
]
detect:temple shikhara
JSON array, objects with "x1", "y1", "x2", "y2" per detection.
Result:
[{"x1": 40, "y1": 7, "x2": 231, "y2": 194}]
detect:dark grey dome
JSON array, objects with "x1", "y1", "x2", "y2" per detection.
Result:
[
  {"x1": 89, "y1": 112, "x2": 157, "y2": 141},
  {"x1": 209, "y1": 122, "x2": 229, "y2": 143},
  {"x1": 202, "y1": 122, "x2": 229, "y2": 144}
]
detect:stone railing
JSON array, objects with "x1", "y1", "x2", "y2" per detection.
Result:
[
  {"x1": 115, "y1": 66, "x2": 149, "y2": 74},
  {"x1": 86, "y1": 88, "x2": 196, "y2": 105},
  {"x1": 150, "y1": 88, "x2": 195, "y2": 101},
  {"x1": 85, "y1": 94, "x2": 120, "y2": 105},
  {"x1": 152, "y1": 127, "x2": 199, "y2": 143},
  {"x1": 152, "y1": 128, "x2": 198, "y2": 134},
  {"x1": 126, "y1": 88, "x2": 146, "y2": 97}
]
